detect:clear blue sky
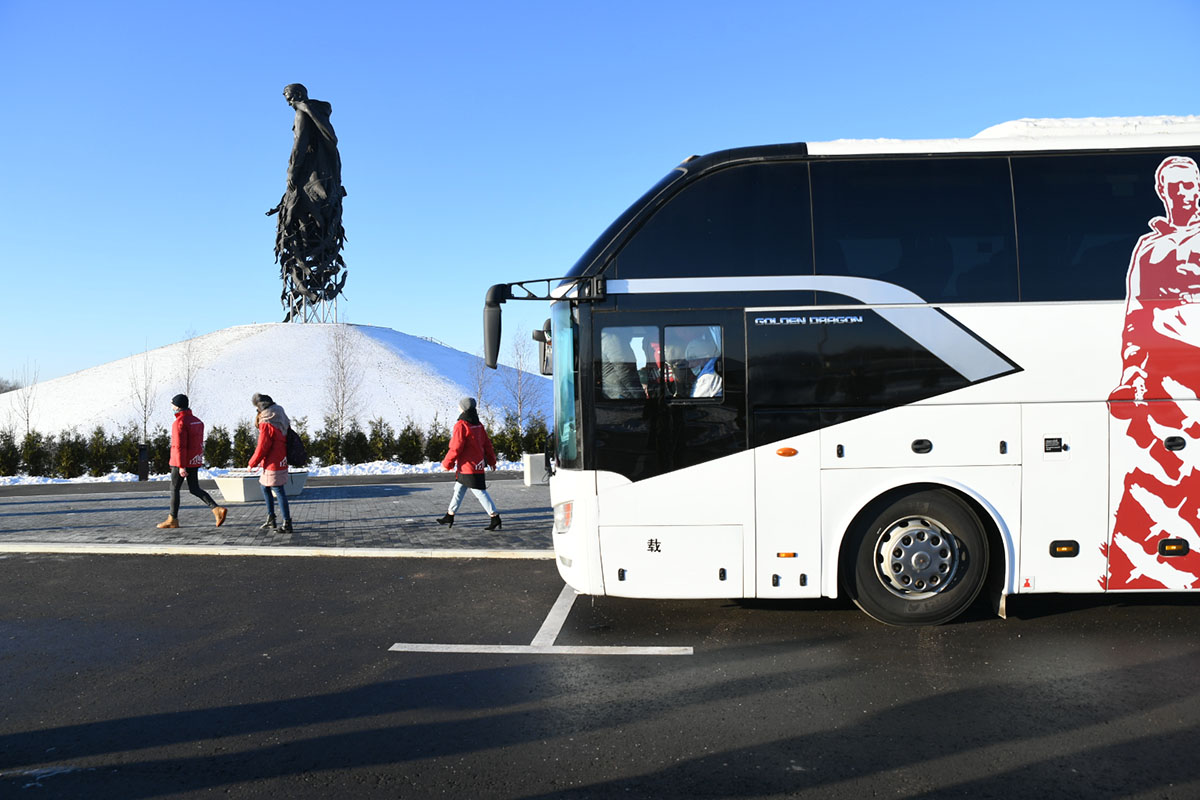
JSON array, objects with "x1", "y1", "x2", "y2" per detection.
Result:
[{"x1": 2, "y1": 0, "x2": 1196, "y2": 382}]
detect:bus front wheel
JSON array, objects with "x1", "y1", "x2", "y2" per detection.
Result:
[{"x1": 848, "y1": 490, "x2": 988, "y2": 626}]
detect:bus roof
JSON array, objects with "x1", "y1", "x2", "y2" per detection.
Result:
[
  {"x1": 561, "y1": 115, "x2": 1200, "y2": 282},
  {"x1": 806, "y1": 115, "x2": 1200, "y2": 156}
]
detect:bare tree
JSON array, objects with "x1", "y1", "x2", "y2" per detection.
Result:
[
  {"x1": 324, "y1": 323, "x2": 363, "y2": 447},
  {"x1": 12, "y1": 362, "x2": 39, "y2": 439},
  {"x1": 470, "y1": 349, "x2": 494, "y2": 418},
  {"x1": 0, "y1": 376, "x2": 18, "y2": 394},
  {"x1": 500, "y1": 325, "x2": 543, "y2": 432},
  {"x1": 180, "y1": 328, "x2": 201, "y2": 404},
  {"x1": 129, "y1": 349, "x2": 156, "y2": 442}
]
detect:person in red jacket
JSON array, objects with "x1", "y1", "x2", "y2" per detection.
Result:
[
  {"x1": 436, "y1": 397, "x2": 501, "y2": 530},
  {"x1": 247, "y1": 393, "x2": 293, "y2": 533},
  {"x1": 156, "y1": 394, "x2": 226, "y2": 529}
]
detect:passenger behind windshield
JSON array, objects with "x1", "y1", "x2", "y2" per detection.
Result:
[{"x1": 600, "y1": 327, "x2": 650, "y2": 400}]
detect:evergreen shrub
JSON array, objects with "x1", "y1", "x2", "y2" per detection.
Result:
[
  {"x1": 395, "y1": 418, "x2": 424, "y2": 464},
  {"x1": 312, "y1": 416, "x2": 341, "y2": 466},
  {"x1": 423, "y1": 415, "x2": 450, "y2": 463},
  {"x1": 492, "y1": 411, "x2": 524, "y2": 462},
  {"x1": 522, "y1": 413, "x2": 550, "y2": 457},
  {"x1": 149, "y1": 426, "x2": 170, "y2": 474},
  {"x1": 342, "y1": 420, "x2": 371, "y2": 464},
  {"x1": 0, "y1": 429, "x2": 19, "y2": 476},
  {"x1": 232, "y1": 420, "x2": 256, "y2": 466},
  {"x1": 20, "y1": 431, "x2": 52, "y2": 477},
  {"x1": 113, "y1": 425, "x2": 141, "y2": 475},
  {"x1": 56, "y1": 428, "x2": 87, "y2": 479},
  {"x1": 86, "y1": 426, "x2": 110, "y2": 477},
  {"x1": 368, "y1": 417, "x2": 396, "y2": 461},
  {"x1": 205, "y1": 425, "x2": 232, "y2": 468}
]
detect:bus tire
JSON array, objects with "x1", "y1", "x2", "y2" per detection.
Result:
[{"x1": 848, "y1": 489, "x2": 988, "y2": 626}]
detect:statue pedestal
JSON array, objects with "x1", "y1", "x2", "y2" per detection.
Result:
[{"x1": 213, "y1": 470, "x2": 308, "y2": 503}]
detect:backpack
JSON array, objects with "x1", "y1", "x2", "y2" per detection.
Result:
[{"x1": 285, "y1": 428, "x2": 310, "y2": 467}]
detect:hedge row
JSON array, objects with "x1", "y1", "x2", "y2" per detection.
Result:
[{"x1": 0, "y1": 412, "x2": 549, "y2": 479}]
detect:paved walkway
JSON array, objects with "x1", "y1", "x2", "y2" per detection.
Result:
[{"x1": 0, "y1": 473, "x2": 553, "y2": 557}]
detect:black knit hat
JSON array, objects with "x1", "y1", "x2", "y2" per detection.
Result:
[
  {"x1": 252, "y1": 392, "x2": 274, "y2": 409},
  {"x1": 171, "y1": 394, "x2": 189, "y2": 410}
]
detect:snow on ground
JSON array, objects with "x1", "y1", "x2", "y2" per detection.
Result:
[
  {"x1": 0, "y1": 459, "x2": 529, "y2": 486},
  {"x1": 1, "y1": 322, "x2": 550, "y2": 436}
]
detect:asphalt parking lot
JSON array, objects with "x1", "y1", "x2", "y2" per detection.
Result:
[
  {"x1": 6, "y1": 552, "x2": 1200, "y2": 799},
  {"x1": 8, "y1": 476, "x2": 1200, "y2": 797}
]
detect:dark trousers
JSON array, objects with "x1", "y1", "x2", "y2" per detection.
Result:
[{"x1": 170, "y1": 466, "x2": 218, "y2": 517}]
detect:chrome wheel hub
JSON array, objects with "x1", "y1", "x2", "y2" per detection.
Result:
[{"x1": 874, "y1": 516, "x2": 960, "y2": 599}]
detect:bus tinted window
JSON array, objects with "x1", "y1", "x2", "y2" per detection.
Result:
[
  {"x1": 665, "y1": 325, "x2": 723, "y2": 399},
  {"x1": 1012, "y1": 152, "x2": 1193, "y2": 302},
  {"x1": 599, "y1": 326, "x2": 657, "y2": 400},
  {"x1": 615, "y1": 163, "x2": 813, "y2": 279},
  {"x1": 811, "y1": 158, "x2": 1018, "y2": 303}
]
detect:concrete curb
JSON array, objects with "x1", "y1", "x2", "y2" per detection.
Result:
[{"x1": 0, "y1": 543, "x2": 556, "y2": 559}]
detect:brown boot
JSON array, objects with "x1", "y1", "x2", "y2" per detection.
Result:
[
  {"x1": 213, "y1": 507, "x2": 227, "y2": 527},
  {"x1": 156, "y1": 515, "x2": 179, "y2": 529}
]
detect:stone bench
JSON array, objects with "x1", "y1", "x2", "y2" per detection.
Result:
[{"x1": 212, "y1": 470, "x2": 308, "y2": 503}]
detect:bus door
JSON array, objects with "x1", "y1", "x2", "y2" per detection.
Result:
[{"x1": 589, "y1": 310, "x2": 751, "y2": 598}]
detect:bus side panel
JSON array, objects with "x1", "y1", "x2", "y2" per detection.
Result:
[
  {"x1": 943, "y1": 304, "x2": 1122, "y2": 406},
  {"x1": 598, "y1": 525, "x2": 743, "y2": 598},
  {"x1": 754, "y1": 433, "x2": 822, "y2": 597},
  {"x1": 1018, "y1": 402, "x2": 1109, "y2": 593},
  {"x1": 595, "y1": 452, "x2": 756, "y2": 595},
  {"x1": 1108, "y1": 399, "x2": 1200, "y2": 590},
  {"x1": 818, "y1": 403, "x2": 1021, "y2": 470},
  {"x1": 820, "y1": 466, "x2": 1021, "y2": 599}
]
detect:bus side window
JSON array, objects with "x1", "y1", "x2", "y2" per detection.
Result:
[
  {"x1": 811, "y1": 157, "x2": 1018, "y2": 303},
  {"x1": 599, "y1": 326, "x2": 659, "y2": 400},
  {"x1": 1012, "y1": 151, "x2": 1186, "y2": 302},
  {"x1": 665, "y1": 325, "x2": 723, "y2": 399}
]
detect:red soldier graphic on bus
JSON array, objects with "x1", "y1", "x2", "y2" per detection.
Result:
[{"x1": 1108, "y1": 155, "x2": 1200, "y2": 588}]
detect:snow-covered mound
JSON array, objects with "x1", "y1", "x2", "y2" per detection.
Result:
[{"x1": 2, "y1": 323, "x2": 549, "y2": 436}]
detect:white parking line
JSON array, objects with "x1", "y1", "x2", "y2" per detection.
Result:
[
  {"x1": 389, "y1": 582, "x2": 694, "y2": 656},
  {"x1": 531, "y1": 584, "x2": 577, "y2": 646},
  {"x1": 387, "y1": 643, "x2": 693, "y2": 655}
]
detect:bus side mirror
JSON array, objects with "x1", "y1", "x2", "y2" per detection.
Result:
[
  {"x1": 483, "y1": 284, "x2": 511, "y2": 369},
  {"x1": 532, "y1": 318, "x2": 552, "y2": 376}
]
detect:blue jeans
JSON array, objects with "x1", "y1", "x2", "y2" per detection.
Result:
[
  {"x1": 448, "y1": 482, "x2": 498, "y2": 516},
  {"x1": 261, "y1": 484, "x2": 291, "y2": 521}
]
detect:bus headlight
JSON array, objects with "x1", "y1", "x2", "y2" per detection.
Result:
[{"x1": 553, "y1": 502, "x2": 573, "y2": 534}]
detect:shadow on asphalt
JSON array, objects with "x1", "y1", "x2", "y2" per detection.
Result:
[{"x1": 289, "y1": 485, "x2": 434, "y2": 500}]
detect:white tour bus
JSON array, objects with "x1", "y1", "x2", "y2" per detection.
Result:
[{"x1": 484, "y1": 116, "x2": 1200, "y2": 625}]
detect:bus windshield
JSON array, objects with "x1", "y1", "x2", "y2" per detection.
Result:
[
  {"x1": 551, "y1": 301, "x2": 580, "y2": 468},
  {"x1": 563, "y1": 168, "x2": 685, "y2": 279}
]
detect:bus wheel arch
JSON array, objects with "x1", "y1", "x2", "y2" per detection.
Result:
[{"x1": 838, "y1": 484, "x2": 1004, "y2": 626}]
